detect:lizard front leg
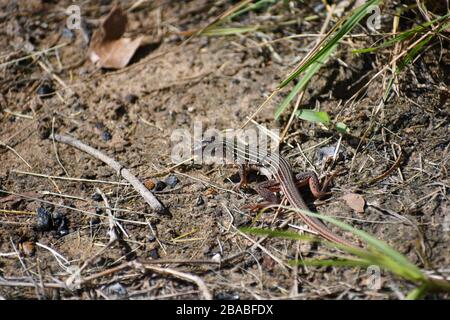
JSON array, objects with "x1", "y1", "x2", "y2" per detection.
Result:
[{"x1": 241, "y1": 179, "x2": 280, "y2": 211}]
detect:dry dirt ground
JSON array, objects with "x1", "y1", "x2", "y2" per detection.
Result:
[{"x1": 0, "y1": 1, "x2": 449, "y2": 299}]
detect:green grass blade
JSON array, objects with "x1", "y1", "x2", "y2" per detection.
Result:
[
  {"x1": 289, "y1": 258, "x2": 372, "y2": 268},
  {"x1": 396, "y1": 35, "x2": 433, "y2": 73},
  {"x1": 406, "y1": 284, "x2": 429, "y2": 300},
  {"x1": 274, "y1": 52, "x2": 327, "y2": 119},
  {"x1": 227, "y1": 0, "x2": 279, "y2": 21},
  {"x1": 239, "y1": 226, "x2": 318, "y2": 242},
  {"x1": 202, "y1": 25, "x2": 259, "y2": 36},
  {"x1": 279, "y1": 0, "x2": 382, "y2": 89},
  {"x1": 287, "y1": 206, "x2": 426, "y2": 281},
  {"x1": 336, "y1": 122, "x2": 350, "y2": 133},
  {"x1": 353, "y1": 12, "x2": 450, "y2": 54},
  {"x1": 296, "y1": 110, "x2": 330, "y2": 125}
]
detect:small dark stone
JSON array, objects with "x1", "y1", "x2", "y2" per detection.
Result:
[
  {"x1": 53, "y1": 211, "x2": 69, "y2": 236},
  {"x1": 113, "y1": 102, "x2": 127, "y2": 118},
  {"x1": 92, "y1": 193, "x2": 102, "y2": 202},
  {"x1": 164, "y1": 175, "x2": 178, "y2": 188},
  {"x1": 215, "y1": 292, "x2": 240, "y2": 300},
  {"x1": 105, "y1": 283, "x2": 127, "y2": 297},
  {"x1": 101, "y1": 131, "x2": 112, "y2": 141},
  {"x1": 91, "y1": 216, "x2": 101, "y2": 225},
  {"x1": 95, "y1": 122, "x2": 105, "y2": 130},
  {"x1": 52, "y1": 211, "x2": 63, "y2": 224},
  {"x1": 90, "y1": 216, "x2": 101, "y2": 237},
  {"x1": 195, "y1": 196, "x2": 204, "y2": 206},
  {"x1": 148, "y1": 248, "x2": 159, "y2": 259},
  {"x1": 37, "y1": 119, "x2": 51, "y2": 139},
  {"x1": 152, "y1": 181, "x2": 166, "y2": 192},
  {"x1": 95, "y1": 207, "x2": 103, "y2": 215},
  {"x1": 124, "y1": 94, "x2": 138, "y2": 104},
  {"x1": 37, "y1": 84, "x2": 54, "y2": 97},
  {"x1": 36, "y1": 207, "x2": 52, "y2": 231},
  {"x1": 232, "y1": 78, "x2": 240, "y2": 85}
]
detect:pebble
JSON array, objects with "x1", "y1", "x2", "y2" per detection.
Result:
[
  {"x1": 101, "y1": 130, "x2": 112, "y2": 141},
  {"x1": 153, "y1": 181, "x2": 166, "y2": 192},
  {"x1": 53, "y1": 211, "x2": 69, "y2": 236},
  {"x1": 36, "y1": 207, "x2": 52, "y2": 231},
  {"x1": 124, "y1": 94, "x2": 138, "y2": 104},
  {"x1": 113, "y1": 102, "x2": 127, "y2": 119},
  {"x1": 105, "y1": 283, "x2": 128, "y2": 297},
  {"x1": 148, "y1": 248, "x2": 159, "y2": 259},
  {"x1": 92, "y1": 193, "x2": 102, "y2": 202},
  {"x1": 215, "y1": 292, "x2": 240, "y2": 300},
  {"x1": 144, "y1": 179, "x2": 155, "y2": 190},
  {"x1": 164, "y1": 175, "x2": 178, "y2": 188},
  {"x1": 195, "y1": 196, "x2": 204, "y2": 206},
  {"x1": 37, "y1": 84, "x2": 54, "y2": 97}
]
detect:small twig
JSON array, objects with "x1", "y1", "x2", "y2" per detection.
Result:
[
  {"x1": 9, "y1": 238, "x2": 41, "y2": 298},
  {"x1": 96, "y1": 187, "x2": 128, "y2": 239},
  {"x1": 360, "y1": 149, "x2": 403, "y2": 186},
  {"x1": 0, "y1": 140, "x2": 32, "y2": 169},
  {"x1": 52, "y1": 117, "x2": 69, "y2": 176},
  {"x1": 12, "y1": 169, "x2": 129, "y2": 185},
  {"x1": 40, "y1": 190, "x2": 87, "y2": 201},
  {"x1": 0, "y1": 252, "x2": 19, "y2": 257},
  {"x1": 0, "y1": 209, "x2": 36, "y2": 215},
  {"x1": 146, "y1": 219, "x2": 167, "y2": 255},
  {"x1": 235, "y1": 226, "x2": 291, "y2": 272},
  {"x1": 2, "y1": 109, "x2": 34, "y2": 119},
  {"x1": 135, "y1": 262, "x2": 212, "y2": 300},
  {"x1": 0, "y1": 278, "x2": 66, "y2": 289},
  {"x1": 35, "y1": 242, "x2": 71, "y2": 271},
  {"x1": 0, "y1": 189, "x2": 149, "y2": 226},
  {"x1": 50, "y1": 134, "x2": 166, "y2": 213},
  {"x1": 280, "y1": 91, "x2": 304, "y2": 143}
]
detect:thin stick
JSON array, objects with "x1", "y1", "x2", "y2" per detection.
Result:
[
  {"x1": 50, "y1": 134, "x2": 166, "y2": 213},
  {"x1": 9, "y1": 238, "x2": 41, "y2": 298},
  {"x1": 96, "y1": 187, "x2": 128, "y2": 239},
  {"x1": 52, "y1": 117, "x2": 69, "y2": 176},
  {"x1": 0, "y1": 209, "x2": 36, "y2": 215},
  {"x1": 2, "y1": 109, "x2": 34, "y2": 120},
  {"x1": 137, "y1": 263, "x2": 212, "y2": 300},
  {"x1": 0, "y1": 189, "x2": 149, "y2": 226},
  {"x1": 0, "y1": 140, "x2": 32, "y2": 169},
  {"x1": 0, "y1": 43, "x2": 68, "y2": 69},
  {"x1": 0, "y1": 279, "x2": 65, "y2": 289},
  {"x1": 12, "y1": 170, "x2": 129, "y2": 186}
]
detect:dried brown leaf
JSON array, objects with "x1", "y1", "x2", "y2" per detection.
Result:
[{"x1": 88, "y1": 5, "x2": 143, "y2": 69}]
